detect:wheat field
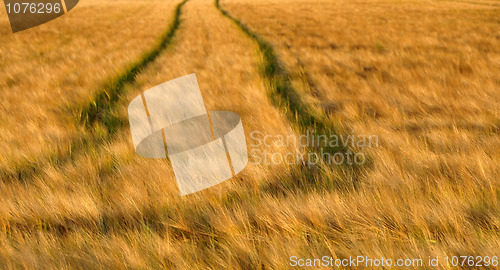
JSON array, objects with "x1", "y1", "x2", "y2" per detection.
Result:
[
  {"x1": 0, "y1": 0, "x2": 181, "y2": 179},
  {"x1": 0, "y1": 0, "x2": 499, "y2": 268}
]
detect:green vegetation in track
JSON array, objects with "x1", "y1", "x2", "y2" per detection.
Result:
[
  {"x1": 1, "y1": 0, "x2": 189, "y2": 183},
  {"x1": 216, "y1": 0, "x2": 369, "y2": 191}
]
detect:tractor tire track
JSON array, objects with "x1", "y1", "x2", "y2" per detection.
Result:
[
  {"x1": 1, "y1": 0, "x2": 188, "y2": 183},
  {"x1": 215, "y1": 0, "x2": 367, "y2": 189},
  {"x1": 0, "y1": 0, "x2": 297, "y2": 242}
]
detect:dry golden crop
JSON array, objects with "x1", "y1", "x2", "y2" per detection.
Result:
[
  {"x1": 0, "y1": 0, "x2": 298, "y2": 267},
  {"x1": 222, "y1": 0, "x2": 500, "y2": 265},
  {"x1": 0, "y1": 0, "x2": 499, "y2": 268},
  {"x1": 0, "y1": 0, "x2": 181, "y2": 178}
]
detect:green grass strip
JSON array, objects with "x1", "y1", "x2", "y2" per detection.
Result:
[
  {"x1": 216, "y1": 0, "x2": 367, "y2": 191},
  {"x1": 78, "y1": 0, "x2": 188, "y2": 130}
]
